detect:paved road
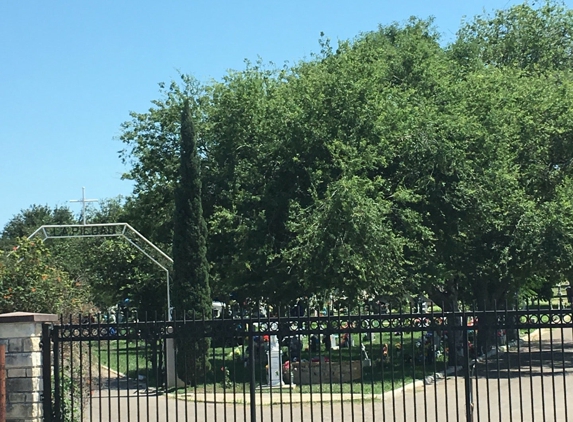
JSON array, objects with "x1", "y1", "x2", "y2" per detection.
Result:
[{"x1": 86, "y1": 327, "x2": 573, "y2": 422}]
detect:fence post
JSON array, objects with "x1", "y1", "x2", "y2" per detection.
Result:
[
  {"x1": 41, "y1": 323, "x2": 52, "y2": 422},
  {"x1": 248, "y1": 320, "x2": 257, "y2": 422},
  {"x1": 463, "y1": 312, "x2": 474, "y2": 422},
  {"x1": 0, "y1": 343, "x2": 5, "y2": 422}
]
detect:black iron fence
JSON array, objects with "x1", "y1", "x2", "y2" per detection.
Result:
[{"x1": 42, "y1": 302, "x2": 573, "y2": 422}]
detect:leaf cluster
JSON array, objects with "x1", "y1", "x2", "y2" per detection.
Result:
[{"x1": 0, "y1": 239, "x2": 92, "y2": 314}]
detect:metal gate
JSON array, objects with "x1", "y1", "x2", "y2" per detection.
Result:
[{"x1": 42, "y1": 303, "x2": 573, "y2": 422}]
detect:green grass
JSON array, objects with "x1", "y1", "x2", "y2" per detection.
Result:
[
  {"x1": 95, "y1": 339, "x2": 162, "y2": 385},
  {"x1": 95, "y1": 330, "x2": 447, "y2": 395},
  {"x1": 170, "y1": 352, "x2": 447, "y2": 397}
]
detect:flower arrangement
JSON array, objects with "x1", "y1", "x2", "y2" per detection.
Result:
[{"x1": 220, "y1": 366, "x2": 233, "y2": 389}]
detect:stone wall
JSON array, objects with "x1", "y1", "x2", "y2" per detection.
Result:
[{"x1": 0, "y1": 312, "x2": 57, "y2": 422}]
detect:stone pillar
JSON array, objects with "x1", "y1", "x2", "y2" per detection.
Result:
[{"x1": 0, "y1": 312, "x2": 57, "y2": 422}]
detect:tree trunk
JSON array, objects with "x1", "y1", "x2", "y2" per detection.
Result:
[{"x1": 426, "y1": 282, "x2": 464, "y2": 367}]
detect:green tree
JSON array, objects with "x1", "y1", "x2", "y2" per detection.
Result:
[
  {"x1": 439, "y1": 0, "x2": 573, "y2": 309},
  {"x1": 452, "y1": 1, "x2": 573, "y2": 72},
  {"x1": 0, "y1": 200, "x2": 169, "y2": 314},
  {"x1": 0, "y1": 204, "x2": 76, "y2": 250},
  {"x1": 81, "y1": 238, "x2": 167, "y2": 313},
  {"x1": 0, "y1": 238, "x2": 91, "y2": 314},
  {"x1": 118, "y1": 5, "x2": 573, "y2": 314},
  {"x1": 172, "y1": 99, "x2": 211, "y2": 384},
  {"x1": 77, "y1": 196, "x2": 169, "y2": 313},
  {"x1": 119, "y1": 77, "x2": 202, "y2": 248}
]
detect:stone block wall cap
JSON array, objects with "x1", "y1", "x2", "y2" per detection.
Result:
[{"x1": 0, "y1": 312, "x2": 58, "y2": 323}]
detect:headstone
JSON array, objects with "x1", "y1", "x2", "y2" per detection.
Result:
[
  {"x1": 330, "y1": 334, "x2": 339, "y2": 350},
  {"x1": 266, "y1": 335, "x2": 285, "y2": 387}
]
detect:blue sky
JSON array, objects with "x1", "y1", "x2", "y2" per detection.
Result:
[{"x1": 1, "y1": 0, "x2": 570, "y2": 231}]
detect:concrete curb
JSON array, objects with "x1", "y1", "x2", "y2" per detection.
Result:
[{"x1": 100, "y1": 364, "x2": 126, "y2": 378}]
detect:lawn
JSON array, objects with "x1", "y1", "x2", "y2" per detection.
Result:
[
  {"x1": 95, "y1": 338, "x2": 162, "y2": 385},
  {"x1": 95, "y1": 329, "x2": 448, "y2": 396}
]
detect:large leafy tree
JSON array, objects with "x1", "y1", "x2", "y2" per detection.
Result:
[
  {"x1": 118, "y1": 3, "x2": 573, "y2": 312},
  {"x1": 406, "y1": 68, "x2": 573, "y2": 308},
  {"x1": 119, "y1": 77, "x2": 202, "y2": 248},
  {"x1": 437, "y1": 1, "x2": 573, "y2": 308}
]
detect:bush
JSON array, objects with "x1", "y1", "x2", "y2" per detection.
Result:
[{"x1": 0, "y1": 238, "x2": 92, "y2": 314}]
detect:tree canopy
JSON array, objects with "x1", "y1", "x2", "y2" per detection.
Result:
[
  {"x1": 4, "y1": 2, "x2": 573, "y2": 314},
  {"x1": 0, "y1": 200, "x2": 167, "y2": 314},
  {"x1": 118, "y1": 2, "x2": 573, "y2": 310}
]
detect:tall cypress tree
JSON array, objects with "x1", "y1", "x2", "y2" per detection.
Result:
[{"x1": 172, "y1": 99, "x2": 211, "y2": 384}]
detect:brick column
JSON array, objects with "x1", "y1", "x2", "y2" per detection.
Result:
[{"x1": 0, "y1": 312, "x2": 57, "y2": 422}]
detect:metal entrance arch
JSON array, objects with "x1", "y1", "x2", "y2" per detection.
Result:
[
  {"x1": 30, "y1": 223, "x2": 185, "y2": 390},
  {"x1": 27, "y1": 222, "x2": 174, "y2": 317}
]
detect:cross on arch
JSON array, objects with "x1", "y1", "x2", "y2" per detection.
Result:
[{"x1": 69, "y1": 187, "x2": 98, "y2": 225}]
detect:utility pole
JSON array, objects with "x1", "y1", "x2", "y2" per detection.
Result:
[{"x1": 69, "y1": 187, "x2": 98, "y2": 225}]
